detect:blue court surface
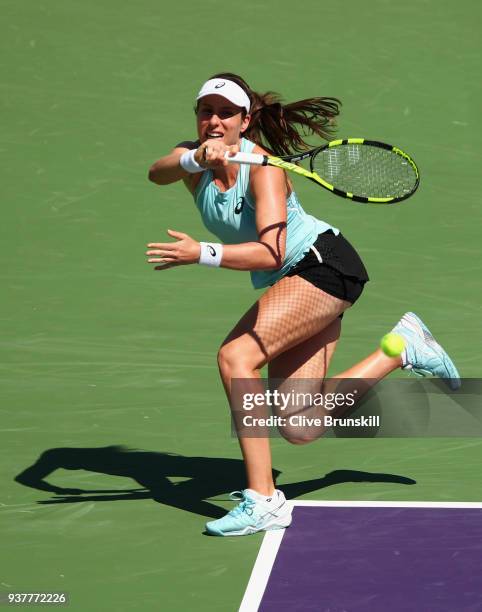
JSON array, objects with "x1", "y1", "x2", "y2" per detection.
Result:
[{"x1": 240, "y1": 501, "x2": 482, "y2": 612}]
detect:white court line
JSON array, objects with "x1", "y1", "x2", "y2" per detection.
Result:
[
  {"x1": 239, "y1": 500, "x2": 482, "y2": 611},
  {"x1": 292, "y1": 500, "x2": 482, "y2": 508},
  {"x1": 238, "y1": 528, "x2": 285, "y2": 612}
]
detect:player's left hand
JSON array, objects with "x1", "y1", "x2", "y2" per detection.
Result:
[{"x1": 146, "y1": 230, "x2": 201, "y2": 270}]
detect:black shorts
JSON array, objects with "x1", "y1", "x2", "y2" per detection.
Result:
[{"x1": 285, "y1": 231, "x2": 369, "y2": 305}]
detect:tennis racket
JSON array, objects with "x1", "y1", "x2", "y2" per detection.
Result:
[{"x1": 226, "y1": 138, "x2": 419, "y2": 204}]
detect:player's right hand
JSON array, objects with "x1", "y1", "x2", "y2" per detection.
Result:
[{"x1": 194, "y1": 140, "x2": 239, "y2": 168}]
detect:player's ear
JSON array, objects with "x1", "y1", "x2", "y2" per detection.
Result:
[{"x1": 240, "y1": 113, "x2": 251, "y2": 134}]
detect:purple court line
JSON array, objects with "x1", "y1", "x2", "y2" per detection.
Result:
[{"x1": 240, "y1": 501, "x2": 482, "y2": 612}]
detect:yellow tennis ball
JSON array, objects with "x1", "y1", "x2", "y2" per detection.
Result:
[{"x1": 380, "y1": 332, "x2": 405, "y2": 357}]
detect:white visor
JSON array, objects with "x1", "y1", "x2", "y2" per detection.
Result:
[{"x1": 196, "y1": 78, "x2": 251, "y2": 113}]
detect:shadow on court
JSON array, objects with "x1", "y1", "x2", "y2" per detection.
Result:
[{"x1": 14, "y1": 446, "x2": 416, "y2": 519}]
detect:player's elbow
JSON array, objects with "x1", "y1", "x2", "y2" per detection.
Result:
[
  {"x1": 257, "y1": 253, "x2": 284, "y2": 271},
  {"x1": 148, "y1": 165, "x2": 158, "y2": 183},
  {"x1": 258, "y1": 242, "x2": 285, "y2": 271},
  {"x1": 268, "y1": 257, "x2": 285, "y2": 271},
  {"x1": 148, "y1": 165, "x2": 165, "y2": 185},
  {"x1": 148, "y1": 161, "x2": 178, "y2": 185},
  {"x1": 270, "y1": 248, "x2": 286, "y2": 270}
]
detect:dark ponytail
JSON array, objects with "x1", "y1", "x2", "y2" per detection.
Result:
[{"x1": 208, "y1": 72, "x2": 341, "y2": 156}]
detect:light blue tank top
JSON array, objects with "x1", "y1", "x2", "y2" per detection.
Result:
[{"x1": 194, "y1": 138, "x2": 339, "y2": 289}]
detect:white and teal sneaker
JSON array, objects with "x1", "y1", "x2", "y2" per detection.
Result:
[
  {"x1": 392, "y1": 312, "x2": 461, "y2": 390},
  {"x1": 205, "y1": 489, "x2": 292, "y2": 537}
]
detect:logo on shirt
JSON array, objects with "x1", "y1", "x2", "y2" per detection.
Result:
[{"x1": 235, "y1": 197, "x2": 245, "y2": 214}]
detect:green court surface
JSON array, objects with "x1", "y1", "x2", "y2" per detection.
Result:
[{"x1": 1, "y1": 1, "x2": 481, "y2": 610}]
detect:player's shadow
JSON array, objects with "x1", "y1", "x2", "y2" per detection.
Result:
[{"x1": 14, "y1": 445, "x2": 416, "y2": 519}]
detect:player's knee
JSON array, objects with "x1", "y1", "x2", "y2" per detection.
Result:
[
  {"x1": 217, "y1": 342, "x2": 257, "y2": 377},
  {"x1": 218, "y1": 343, "x2": 239, "y2": 376},
  {"x1": 277, "y1": 423, "x2": 325, "y2": 445}
]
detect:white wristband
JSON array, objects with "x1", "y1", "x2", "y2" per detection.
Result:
[
  {"x1": 179, "y1": 149, "x2": 205, "y2": 174},
  {"x1": 199, "y1": 242, "x2": 223, "y2": 267}
]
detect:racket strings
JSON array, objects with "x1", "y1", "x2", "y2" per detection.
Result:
[{"x1": 312, "y1": 145, "x2": 417, "y2": 198}]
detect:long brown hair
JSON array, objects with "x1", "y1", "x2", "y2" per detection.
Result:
[{"x1": 202, "y1": 72, "x2": 341, "y2": 156}]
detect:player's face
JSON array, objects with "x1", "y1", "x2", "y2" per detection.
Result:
[{"x1": 196, "y1": 95, "x2": 250, "y2": 145}]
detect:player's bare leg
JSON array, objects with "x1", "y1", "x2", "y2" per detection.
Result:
[{"x1": 218, "y1": 275, "x2": 405, "y2": 491}]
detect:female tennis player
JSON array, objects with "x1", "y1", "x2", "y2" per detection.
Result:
[{"x1": 147, "y1": 73, "x2": 460, "y2": 536}]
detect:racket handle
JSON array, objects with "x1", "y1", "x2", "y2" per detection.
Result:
[{"x1": 225, "y1": 151, "x2": 266, "y2": 166}]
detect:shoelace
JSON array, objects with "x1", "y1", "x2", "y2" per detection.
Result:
[
  {"x1": 228, "y1": 491, "x2": 256, "y2": 517},
  {"x1": 403, "y1": 363, "x2": 431, "y2": 378}
]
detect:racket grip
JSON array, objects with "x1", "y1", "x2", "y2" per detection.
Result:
[{"x1": 225, "y1": 151, "x2": 266, "y2": 166}]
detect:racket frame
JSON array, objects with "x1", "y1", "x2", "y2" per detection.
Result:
[{"x1": 227, "y1": 138, "x2": 420, "y2": 204}]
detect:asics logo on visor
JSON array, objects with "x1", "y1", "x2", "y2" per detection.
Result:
[
  {"x1": 208, "y1": 246, "x2": 217, "y2": 257},
  {"x1": 214, "y1": 82, "x2": 225, "y2": 88}
]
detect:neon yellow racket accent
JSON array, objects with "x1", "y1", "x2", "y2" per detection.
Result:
[
  {"x1": 228, "y1": 138, "x2": 420, "y2": 205},
  {"x1": 267, "y1": 158, "x2": 335, "y2": 192}
]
